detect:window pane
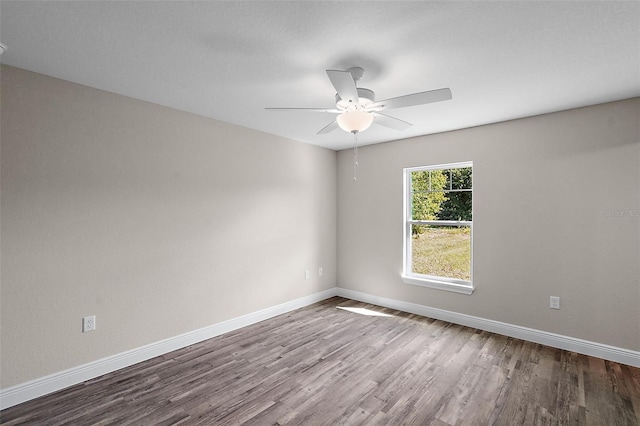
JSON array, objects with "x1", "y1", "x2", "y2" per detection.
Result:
[
  {"x1": 411, "y1": 170, "x2": 430, "y2": 192},
  {"x1": 442, "y1": 169, "x2": 452, "y2": 190},
  {"x1": 428, "y1": 170, "x2": 447, "y2": 192},
  {"x1": 452, "y1": 167, "x2": 472, "y2": 190},
  {"x1": 437, "y1": 191, "x2": 472, "y2": 221},
  {"x1": 412, "y1": 192, "x2": 446, "y2": 220},
  {"x1": 411, "y1": 225, "x2": 471, "y2": 281}
]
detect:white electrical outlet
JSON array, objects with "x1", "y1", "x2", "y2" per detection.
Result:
[
  {"x1": 305, "y1": 270, "x2": 310, "y2": 280},
  {"x1": 83, "y1": 315, "x2": 96, "y2": 332},
  {"x1": 550, "y1": 296, "x2": 560, "y2": 310},
  {"x1": 319, "y1": 267, "x2": 323, "y2": 277}
]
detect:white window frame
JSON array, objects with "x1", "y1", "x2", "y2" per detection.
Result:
[{"x1": 402, "y1": 161, "x2": 474, "y2": 295}]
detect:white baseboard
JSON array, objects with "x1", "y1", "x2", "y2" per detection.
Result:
[
  {"x1": 336, "y1": 288, "x2": 640, "y2": 368},
  {"x1": 4, "y1": 286, "x2": 638, "y2": 410},
  {"x1": 0, "y1": 288, "x2": 338, "y2": 410}
]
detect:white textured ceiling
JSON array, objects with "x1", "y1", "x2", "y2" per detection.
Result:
[{"x1": 1, "y1": 1, "x2": 639, "y2": 151}]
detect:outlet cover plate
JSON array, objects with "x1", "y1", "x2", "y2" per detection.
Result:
[{"x1": 83, "y1": 315, "x2": 96, "y2": 332}]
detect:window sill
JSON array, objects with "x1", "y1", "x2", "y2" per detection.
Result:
[{"x1": 401, "y1": 275, "x2": 474, "y2": 295}]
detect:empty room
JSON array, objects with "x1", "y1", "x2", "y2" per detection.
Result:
[{"x1": 1, "y1": 1, "x2": 639, "y2": 424}]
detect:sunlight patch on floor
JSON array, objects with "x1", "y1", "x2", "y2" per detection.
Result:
[{"x1": 337, "y1": 306, "x2": 394, "y2": 317}]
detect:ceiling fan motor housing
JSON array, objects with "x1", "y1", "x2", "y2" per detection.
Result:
[{"x1": 336, "y1": 88, "x2": 375, "y2": 110}]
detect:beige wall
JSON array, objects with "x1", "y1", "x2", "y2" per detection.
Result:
[
  {"x1": 0, "y1": 66, "x2": 337, "y2": 388},
  {"x1": 337, "y1": 98, "x2": 640, "y2": 352}
]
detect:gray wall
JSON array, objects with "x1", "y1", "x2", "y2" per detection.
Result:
[
  {"x1": 337, "y1": 98, "x2": 640, "y2": 352},
  {"x1": 0, "y1": 66, "x2": 337, "y2": 388},
  {"x1": 2, "y1": 64, "x2": 638, "y2": 391}
]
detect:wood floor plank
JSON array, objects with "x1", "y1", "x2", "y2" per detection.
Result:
[{"x1": 1, "y1": 297, "x2": 638, "y2": 425}]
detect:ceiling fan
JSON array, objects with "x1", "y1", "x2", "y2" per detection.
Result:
[{"x1": 266, "y1": 67, "x2": 452, "y2": 135}]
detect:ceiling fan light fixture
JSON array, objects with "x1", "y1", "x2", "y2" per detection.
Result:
[{"x1": 336, "y1": 110, "x2": 374, "y2": 133}]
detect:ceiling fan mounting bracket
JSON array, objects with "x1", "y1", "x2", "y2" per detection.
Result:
[{"x1": 346, "y1": 66, "x2": 365, "y2": 82}]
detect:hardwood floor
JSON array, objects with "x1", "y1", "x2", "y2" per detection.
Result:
[{"x1": 2, "y1": 297, "x2": 639, "y2": 425}]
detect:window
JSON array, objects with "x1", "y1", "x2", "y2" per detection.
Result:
[{"x1": 402, "y1": 162, "x2": 473, "y2": 294}]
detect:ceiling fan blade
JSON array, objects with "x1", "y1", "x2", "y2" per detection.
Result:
[
  {"x1": 265, "y1": 107, "x2": 341, "y2": 113},
  {"x1": 326, "y1": 70, "x2": 359, "y2": 105},
  {"x1": 372, "y1": 112, "x2": 413, "y2": 131},
  {"x1": 367, "y1": 88, "x2": 452, "y2": 111},
  {"x1": 317, "y1": 120, "x2": 339, "y2": 135}
]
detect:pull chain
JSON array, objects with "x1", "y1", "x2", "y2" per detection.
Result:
[{"x1": 353, "y1": 131, "x2": 359, "y2": 182}]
